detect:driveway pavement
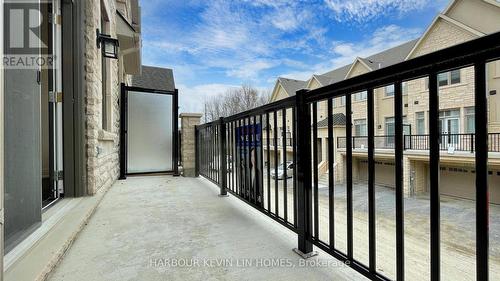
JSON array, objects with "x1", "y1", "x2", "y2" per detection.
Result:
[{"x1": 261, "y1": 173, "x2": 500, "y2": 281}]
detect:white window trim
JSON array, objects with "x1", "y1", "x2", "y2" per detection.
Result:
[
  {"x1": 416, "y1": 112, "x2": 426, "y2": 135},
  {"x1": 354, "y1": 119, "x2": 367, "y2": 136},
  {"x1": 425, "y1": 70, "x2": 462, "y2": 89},
  {"x1": 385, "y1": 85, "x2": 395, "y2": 97},
  {"x1": 484, "y1": 0, "x2": 500, "y2": 8}
]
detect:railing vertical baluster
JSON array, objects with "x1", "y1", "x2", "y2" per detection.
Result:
[
  {"x1": 328, "y1": 99, "x2": 335, "y2": 248},
  {"x1": 205, "y1": 128, "x2": 208, "y2": 178},
  {"x1": 242, "y1": 118, "x2": 246, "y2": 198},
  {"x1": 237, "y1": 119, "x2": 241, "y2": 196},
  {"x1": 216, "y1": 124, "x2": 219, "y2": 181},
  {"x1": 259, "y1": 115, "x2": 264, "y2": 208},
  {"x1": 209, "y1": 127, "x2": 212, "y2": 180},
  {"x1": 471, "y1": 133, "x2": 474, "y2": 153},
  {"x1": 367, "y1": 88, "x2": 376, "y2": 273},
  {"x1": 312, "y1": 102, "x2": 319, "y2": 240},
  {"x1": 235, "y1": 121, "x2": 238, "y2": 192},
  {"x1": 213, "y1": 125, "x2": 217, "y2": 181},
  {"x1": 203, "y1": 129, "x2": 206, "y2": 176},
  {"x1": 394, "y1": 81, "x2": 405, "y2": 281},
  {"x1": 292, "y1": 107, "x2": 298, "y2": 227},
  {"x1": 282, "y1": 108, "x2": 288, "y2": 222},
  {"x1": 274, "y1": 111, "x2": 279, "y2": 216},
  {"x1": 429, "y1": 71, "x2": 441, "y2": 281},
  {"x1": 253, "y1": 115, "x2": 258, "y2": 204},
  {"x1": 245, "y1": 118, "x2": 250, "y2": 200},
  {"x1": 210, "y1": 125, "x2": 216, "y2": 181},
  {"x1": 293, "y1": 89, "x2": 316, "y2": 258},
  {"x1": 266, "y1": 112, "x2": 271, "y2": 212},
  {"x1": 346, "y1": 94, "x2": 353, "y2": 260},
  {"x1": 474, "y1": 61, "x2": 488, "y2": 281},
  {"x1": 219, "y1": 118, "x2": 227, "y2": 196},
  {"x1": 231, "y1": 122, "x2": 235, "y2": 192},
  {"x1": 248, "y1": 117, "x2": 253, "y2": 202},
  {"x1": 228, "y1": 122, "x2": 231, "y2": 191}
]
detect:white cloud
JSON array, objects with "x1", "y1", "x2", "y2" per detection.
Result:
[
  {"x1": 277, "y1": 25, "x2": 423, "y2": 81},
  {"x1": 226, "y1": 60, "x2": 277, "y2": 79},
  {"x1": 324, "y1": 0, "x2": 429, "y2": 23},
  {"x1": 177, "y1": 83, "x2": 240, "y2": 114}
]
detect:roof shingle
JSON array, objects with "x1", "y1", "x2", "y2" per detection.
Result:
[
  {"x1": 278, "y1": 77, "x2": 307, "y2": 96},
  {"x1": 316, "y1": 113, "x2": 346, "y2": 128},
  {"x1": 132, "y1": 66, "x2": 176, "y2": 92}
]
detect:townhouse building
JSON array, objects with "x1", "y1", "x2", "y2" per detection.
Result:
[{"x1": 267, "y1": 0, "x2": 500, "y2": 204}]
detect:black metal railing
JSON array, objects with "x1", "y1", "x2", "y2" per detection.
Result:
[
  {"x1": 337, "y1": 133, "x2": 500, "y2": 152},
  {"x1": 263, "y1": 137, "x2": 293, "y2": 147},
  {"x1": 195, "y1": 32, "x2": 500, "y2": 281}
]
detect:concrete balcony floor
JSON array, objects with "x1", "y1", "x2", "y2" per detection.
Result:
[{"x1": 48, "y1": 176, "x2": 366, "y2": 281}]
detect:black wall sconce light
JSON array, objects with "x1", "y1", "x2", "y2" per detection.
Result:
[{"x1": 97, "y1": 29, "x2": 119, "y2": 59}]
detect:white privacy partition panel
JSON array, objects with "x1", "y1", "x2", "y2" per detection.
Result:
[{"x1": 127, "y1": 91, "x2": 173, "y2": 173}]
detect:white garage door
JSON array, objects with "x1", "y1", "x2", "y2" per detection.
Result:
[{"x1": 440, "y1": 166, "x2": 500, "y2": 205}]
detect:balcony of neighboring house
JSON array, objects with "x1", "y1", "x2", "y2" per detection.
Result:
[
  {"x1": 337, "y1": 132, "x2": 500, "y2": 151},
  {"x1": 336, "y1": 133, "x2": 500, "y2": 159}
]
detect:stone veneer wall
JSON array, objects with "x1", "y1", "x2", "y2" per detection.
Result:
[
  {"x1": 180, "y1": 114, "x2": 202, "y2": 177},
  {"x1": 84, "y1": 0, "x2": 131, "y2": 194}
]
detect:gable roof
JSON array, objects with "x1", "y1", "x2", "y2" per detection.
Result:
[
  {"x1": 306, "y1": 75, "x2": 323, "y2": 89},
  {"x1": 312, "y1": 39, "x2": 417, "y2": 87},
  {"x1": 319, "y1": 64, "x2": 352, "y2": 85},
  {"x1": 364, "y1": 39, "x2": 418, "y2": 69},
  {"x1": 278, "y1": 77, "x2": 307, "y2": 96},
  {"x1": 405, "y1": 14, "x2": 484, "y2": 60},
  {"x1": 315, "y1": 113, "x2": 346, "y2": 128},
  {"x1": 344, "y1": 57, "x2": 373, "y2": 79},
  {"x1": 132, "y1": 65, "x2": 176, "y2": 92}
]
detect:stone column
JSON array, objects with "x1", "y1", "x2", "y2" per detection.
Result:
[{"x1": 180, "y1": 113, "x2": 203, "y2": 177}]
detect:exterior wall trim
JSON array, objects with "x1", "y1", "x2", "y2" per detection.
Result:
[
  {"x1": 439, "y1": 14, "x2": 485, "y2": 37},
  {"x1": 269, "y1": 80, "x2": 284, "y2": 102},
  {"x1": 484, "y1": 0, "x2": 500, "y2": 8},
  {"x1": 442, "y1": 0, "x2": 459, "y2": 14},
  {"x1": 406, "y1": 14, "x2": 483, "y2": 60},
  {"x1": 306, "y1": 75, "x2": 323, "y2": 89},
  {"x1": 344, "y1": 57, "x2": 373, "y2": 79}
]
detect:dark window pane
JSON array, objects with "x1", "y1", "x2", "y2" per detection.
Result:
[
  {"x1": 450, "y1": 69, "x2": 461, "y2": 84},
  {"x1": 438, "y1": 72, "x2": 448, "y2": 86}
]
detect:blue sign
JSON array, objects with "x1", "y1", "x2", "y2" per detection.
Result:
[{"x1": 236, "y1": 124, "x2": 262, "y2": 147}]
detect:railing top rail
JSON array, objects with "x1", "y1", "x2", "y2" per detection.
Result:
[
  {"x1": 198, "y1": 96, "x2": 296, "y2": 126},
  {"x1": 223, "y1": 96, "x2": 296, "y2": 123},
  {"x1": 196, "y1": 119, "x2": 222, "y2": 129},
  {"x1": 305, "y1": 31, "x2": 500, "y2": 103}
]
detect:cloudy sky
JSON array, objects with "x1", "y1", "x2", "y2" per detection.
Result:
[{"x1": 141, "y1": 0, "x2": 449, "y2": 113}]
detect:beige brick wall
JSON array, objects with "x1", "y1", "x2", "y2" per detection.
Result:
[{"x1": 85, "y1": 0, "x2": 132, "y2": 194}]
